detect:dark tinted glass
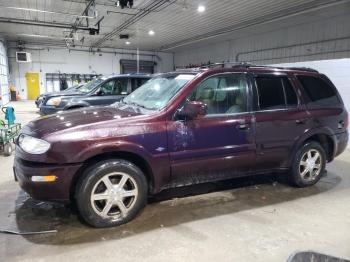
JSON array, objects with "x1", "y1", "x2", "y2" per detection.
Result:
[
  {"x1": 114, "y1": 78, "x2": 128, "y2": 95},
  {"x1": 283, "y1": 78, "x2": 298, "y2": 107},
  {"x1": 131, "y1": 78, "x2": 149, "y2": 91},
  {"x1": 256, "y1": 77, "x2": 285, "y2": 110},
  {"x1": 297, "y1": 76, "x2": 340, "y2": 106}
]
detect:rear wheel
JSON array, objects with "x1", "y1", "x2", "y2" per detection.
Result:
[
  {"x1": 76, "y1": 159, "x2": 147, "y2": 228},
  {"x1": 289, "y1": 141, "x2": 326, "y2": 187}
]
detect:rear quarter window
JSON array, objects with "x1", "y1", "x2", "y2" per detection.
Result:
[{"x1": 297, "y1": 75, "x2": 341, "y2": 107}]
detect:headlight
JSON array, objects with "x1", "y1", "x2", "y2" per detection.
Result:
[
  {"x1": 46, "y1": 97, "x2": 62, "y2": 107},
  {"x1": 19, "y1": 134, "x2": 51, "y2": 154}
]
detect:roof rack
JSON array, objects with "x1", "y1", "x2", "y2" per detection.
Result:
[
  {"x1": 200, "y1": 62, "x2": 253, "y2": 69},
  {"x1": 182, "y1": 62, "x2": 319, "y2": 73},
  {"x1": 281, "y1": 67, "x2": 319, "y2": 73}
]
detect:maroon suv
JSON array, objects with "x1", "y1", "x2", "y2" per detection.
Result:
[{"x1": 14, "y1": 64, "x2": 348, "y2": 227}]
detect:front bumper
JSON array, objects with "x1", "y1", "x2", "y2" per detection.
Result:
[{"x1": 14, "y1": 157, "x2": 82, "y2": 202}]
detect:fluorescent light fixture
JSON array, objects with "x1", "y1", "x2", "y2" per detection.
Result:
[
  {"x1": 17, "y1": 34, "x2": 74, "y2": 40},
  {"x1": 0, "y1": 6, "x2": 95, "y2": 19},
  {"x1": 148, "y1": 30, "x2": 155, "y2": 36},
  {"x1": 125, "y1": 41, "x2": 131, "y2": 45},
  {"x1": 197, "y1": 5, "x2": 206, "y2": 12}
]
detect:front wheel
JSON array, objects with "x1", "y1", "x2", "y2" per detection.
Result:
[
  {"x1": 76, "y1": 159, "x2": 148, "y2": 228},
  {"x1": 289, "y1": 141, "x2": 326, "y2": 187},
  {"x1": 4, "y1": 143, "x2": 13, "y2": 156}
]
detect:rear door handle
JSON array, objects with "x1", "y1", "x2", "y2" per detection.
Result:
[
  {"x1": 295, "y1": 119, "x2": 307, "y2": 124},
  {"x1": 237, "y1": 121, "x2": 249, "y2": 130},
  {"x1": 237, "y1": 124, "x2": 248, "y2": 130}
]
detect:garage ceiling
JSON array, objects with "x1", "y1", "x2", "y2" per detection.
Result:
[{"x1": 0, "y1": 0, "x2": 349, "y2": 52}]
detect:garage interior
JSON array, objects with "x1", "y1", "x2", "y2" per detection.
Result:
[{"x1": 0, "y1": 0, "x2": 350, "y2": 261}]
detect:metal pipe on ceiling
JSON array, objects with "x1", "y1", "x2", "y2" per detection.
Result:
[
  {"x1": 7, "y1": 42, "x2": 158, "y2": 58},
  {"x1": 0, "y1": 17, "x2": 90, "y2": 31},
  {"x1": 91, "y1": 0, "x2": 175, "y2": 48}
]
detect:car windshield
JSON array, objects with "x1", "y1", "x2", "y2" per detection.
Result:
[
  {"x1": 120, "y1": 74, "x2": 196, "y2": 111},
  {"x1": 78, "y1": 78, "x2": 105, "y2": 93},
  {"x1": 65, "y1": 84, "x2": 83, "y2": 91}
]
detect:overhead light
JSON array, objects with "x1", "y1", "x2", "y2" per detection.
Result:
[
  {"x1": 125, "y1": 41, "x2": 131, "y2": 45},
  {"x1": 0, "y1": 6, "x2": 95, "y2": 19},
  {"x1": 17, "y1": 34, "x2": 74, "y2": 40},
  {"x1": 197, "y1": 5, "x2": 206, "y2": 12},
  {"x1": 148, "y1": 30, "x2": 155, "y2": 36}
]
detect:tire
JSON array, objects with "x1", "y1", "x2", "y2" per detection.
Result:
[
  {"x1": 289, "y1": 141, "x2": 326, "y2": 187},
  {"x1": 76, "y1": 159, "x2": 148, "y2": 228},
  {"x1": 4, "y1": 143, "x2": 13, "y2": 156}
]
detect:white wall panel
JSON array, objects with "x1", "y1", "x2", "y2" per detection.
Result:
[
  {"x1": 8, "y1": 49, "x2": 173, "y2": 99},
  {"x1": 174, "y1": 13, "x2": 350, "y2": 67}
]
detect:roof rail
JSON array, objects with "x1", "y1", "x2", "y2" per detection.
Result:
[
  {"x1": 282, "y1": 67, "x2": 319, "y2": 73},
  {"x1": 241, "y1": 64, "x2": 319, "y2": 73},
  {"x1": 200, "y1": 62, "x2": 253, "y2": 69},
  {"x1": 184, "y1": 62, "x2": 319, "y2": 73}
]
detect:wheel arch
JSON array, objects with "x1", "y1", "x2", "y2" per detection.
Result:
[
  {"x1": 70, "y1": 151, "x2": 155, "y2": 201},
  {"x1": 65, "y1": 103, "x2": 87, "y2": 110},
  {"x1": 288, "y1": 128, "x2": 336, "y2": 167}
]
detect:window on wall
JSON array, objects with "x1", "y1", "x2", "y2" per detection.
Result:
[
  {"x1": 297, "y1": 75, "x2": 340, "y2": 106},
  {"x1": 0, "y1": 41, "x2": 9, "y2": 105},
  {"x1": 188, "y1": 73, "x2": 248, "y2": 115},
  {"x1": 255, "y1": 76, "x2": 298, "y2": 111}
]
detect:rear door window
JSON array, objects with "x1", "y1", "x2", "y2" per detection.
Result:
[
  {"x1": 283, "y1": 78, "x2": 298, "y2": 108},
  {"x1": 297, "y1": 75, "x2": 340, "y2": 106},
  {"x1": 255, "y1": 76, "x2": 298, "y2": 110},
  {"x1": 131, "y1": 78, "x2": 149, "y2": 92}
]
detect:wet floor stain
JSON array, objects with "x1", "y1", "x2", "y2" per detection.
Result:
[{"x1": 0, "y1": 171, "x2": 341, "y2": 249}]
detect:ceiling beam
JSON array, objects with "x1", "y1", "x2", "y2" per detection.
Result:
[{"x1": 91, "y1": 0, "x2": 174, "y2": 48}]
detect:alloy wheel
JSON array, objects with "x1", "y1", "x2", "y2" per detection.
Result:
[
  {"x1": 299, "y1": 149, "x2": 322, "y2": 182},
  {"x1": 90, "y1": 172, "x2": 138, "y2": 220}
]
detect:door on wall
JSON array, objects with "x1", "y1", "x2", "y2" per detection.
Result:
[
  {"x1": 25, "y1": 72, "x2": 40, "y2": 100},
  {"x1": 120, "y1": 59, "x2": 155, "y2": 74}
]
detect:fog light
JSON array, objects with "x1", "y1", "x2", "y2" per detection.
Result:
[{"x1": 31, "y1": 175, "x2": 57, "y2": 182}]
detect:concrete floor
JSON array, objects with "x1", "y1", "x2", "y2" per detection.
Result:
[{"x1": 1, "y1": 101, "x2": 350, "y2": 262}]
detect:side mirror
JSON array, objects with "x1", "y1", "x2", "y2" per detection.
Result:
[{"x1": 177, "y1": 101, "x2": 207, "y2": 120}]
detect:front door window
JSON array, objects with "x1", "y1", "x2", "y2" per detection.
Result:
[{"x1": 188, "y1": 73, "x2": 248, "y2": 115}]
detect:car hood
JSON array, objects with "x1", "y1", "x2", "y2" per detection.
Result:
[
  {"x1": 23, "y1": 106, "x2": 141, "y2": 137},
  {"x1": 43, "y1": 89, "x2": 83, "y2": 99}
]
